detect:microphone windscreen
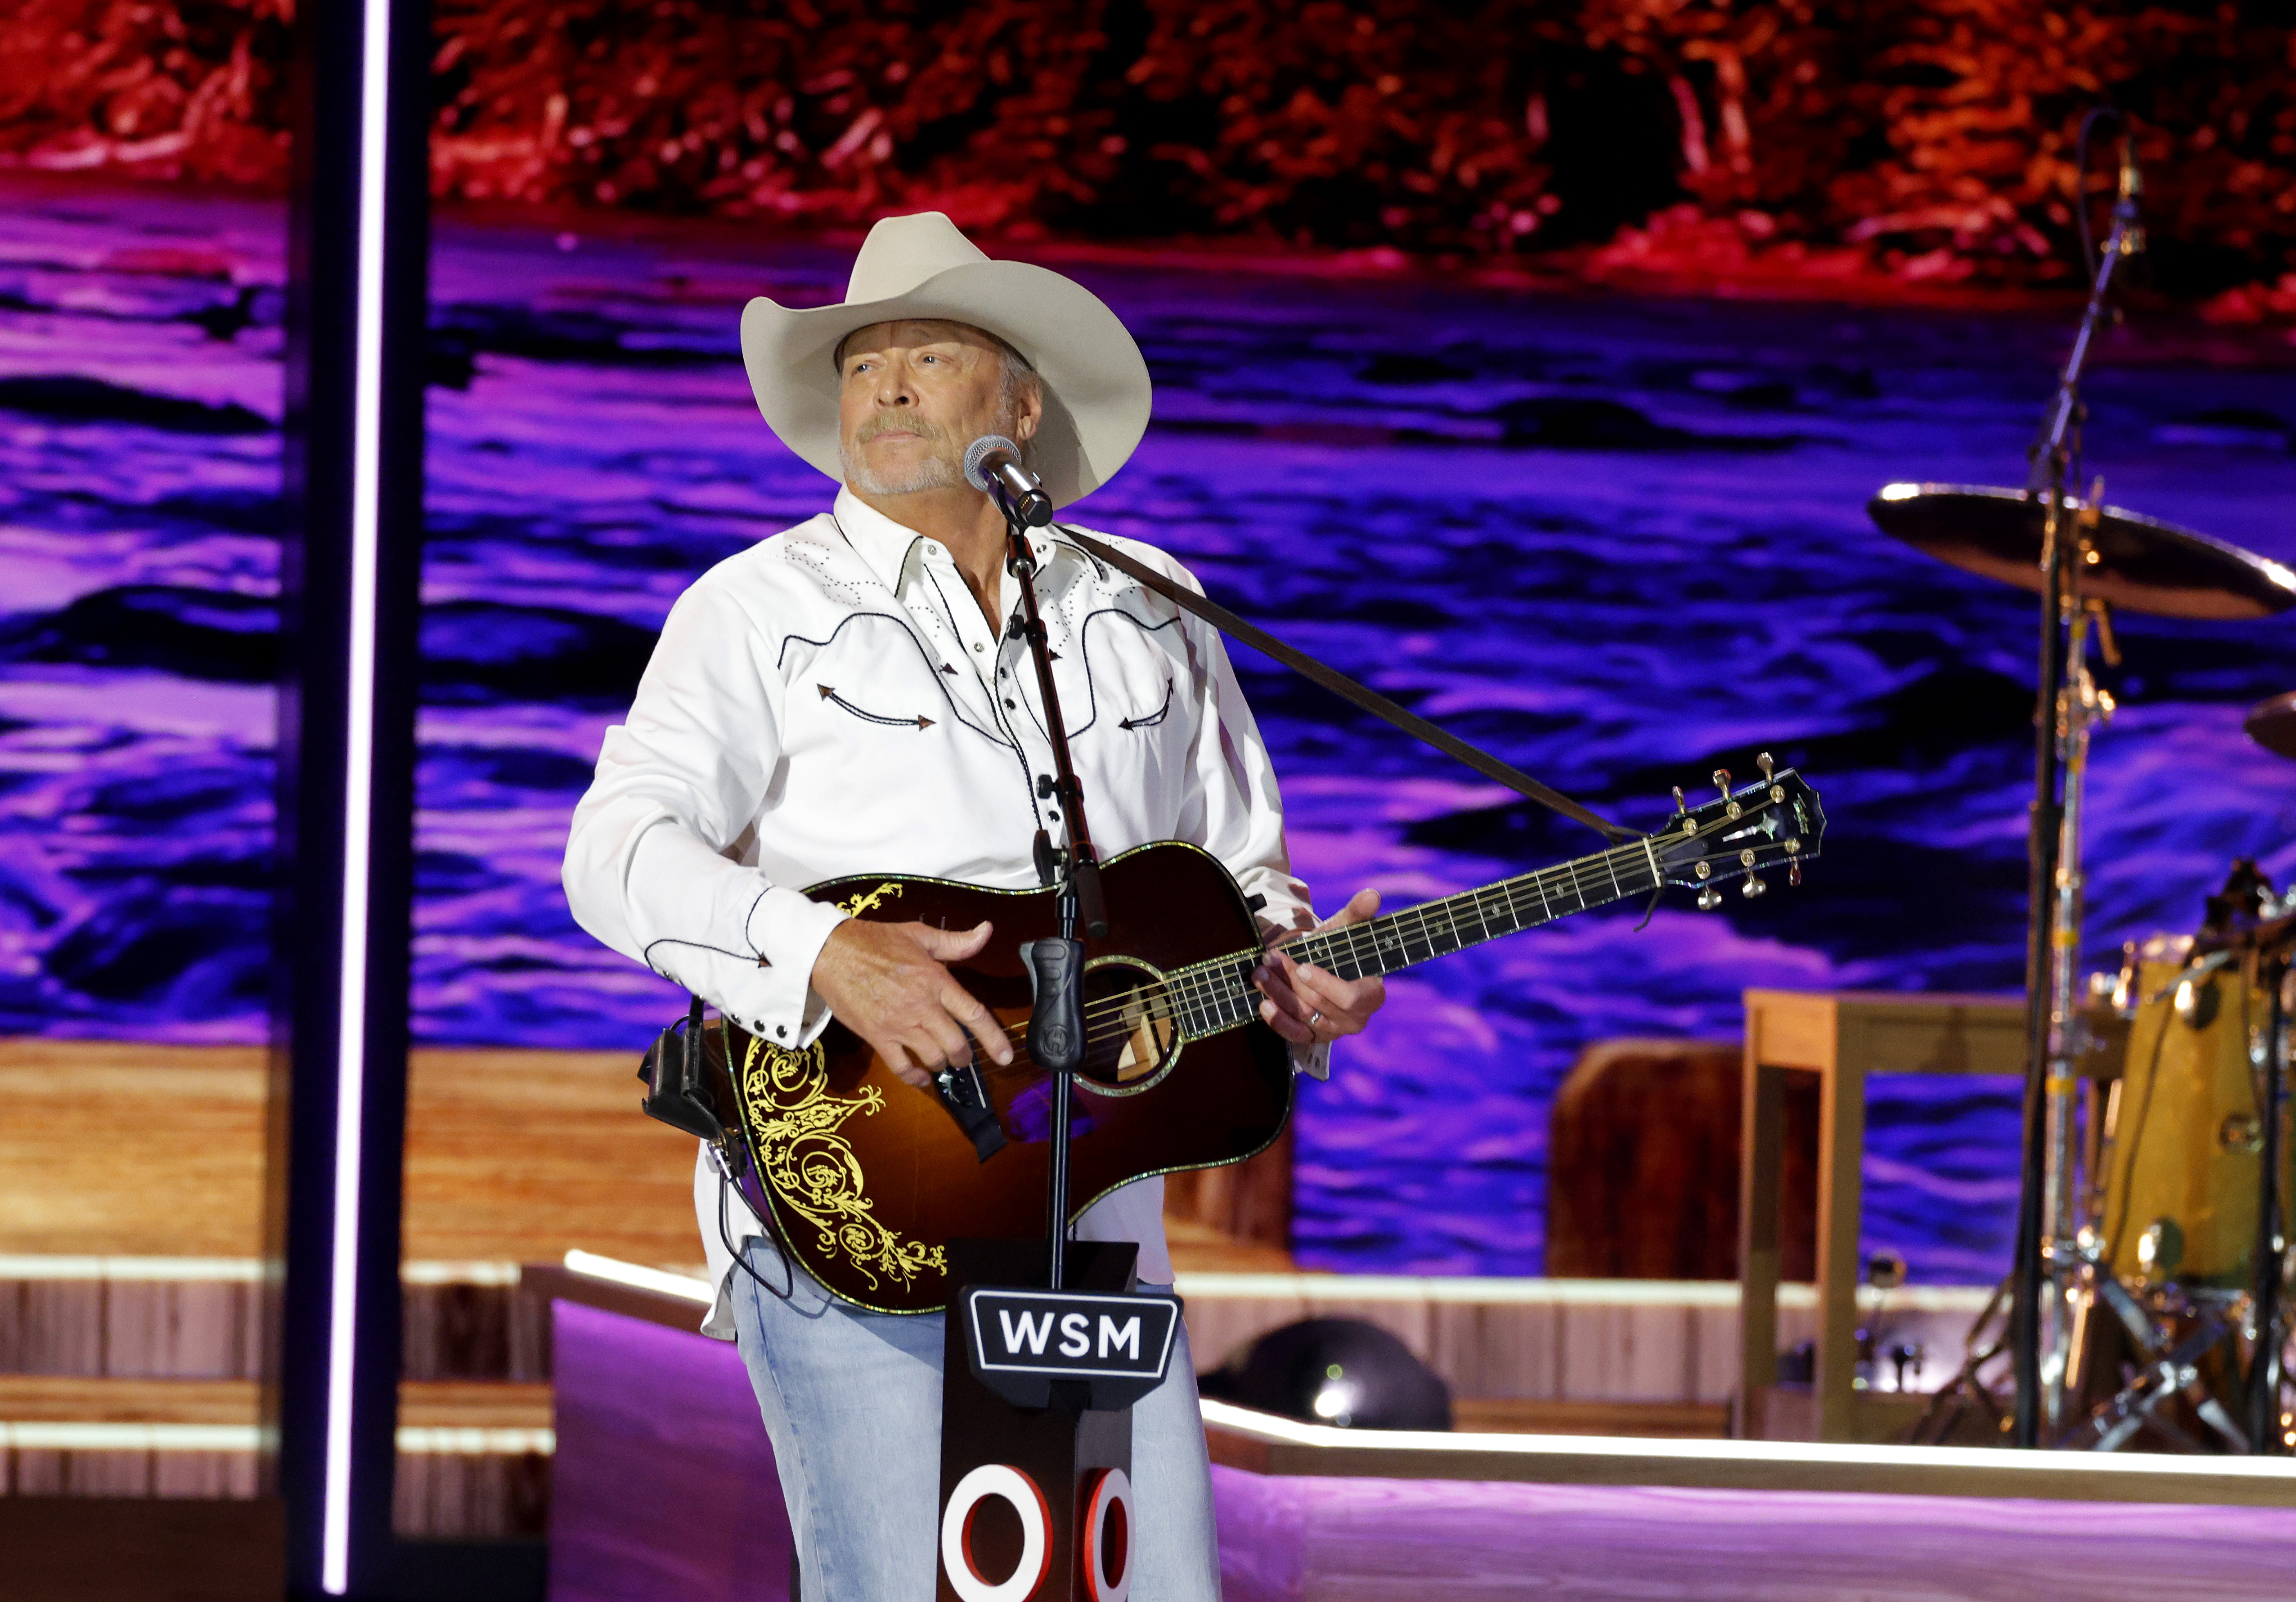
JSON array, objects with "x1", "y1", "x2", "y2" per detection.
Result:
[{"x1": 963, "y1": 434, "x2": 1021, "y2": 492}]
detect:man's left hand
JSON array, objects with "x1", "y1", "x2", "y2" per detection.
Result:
[{"x1": 1253, "y1": 888, "x2": 1387, "y2": 1048}]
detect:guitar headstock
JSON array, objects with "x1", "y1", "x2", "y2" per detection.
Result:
[{"x1": 1648, "y1": 755, "x2": 1825, "y2": 908}]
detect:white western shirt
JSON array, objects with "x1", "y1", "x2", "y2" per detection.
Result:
[{"x1": 563, "y1": 487, "x2": 1321, "y2": 1336}]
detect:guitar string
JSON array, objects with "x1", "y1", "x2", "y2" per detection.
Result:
[
  {"x1": 820, "y1": 799, "x2": 1778, "y2": 1070},
  {"x1": 971, "y1": 836, "x2": 1667, "y2": 1062},
  {"x1": 985, "y1": 824, "x2": 1683, "y2": 1051},
  {"x1": 1141, "y1": 797, "x2": 1768, "y2": 1037}
]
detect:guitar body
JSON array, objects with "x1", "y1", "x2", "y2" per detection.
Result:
[
  {"x1": 716, "y1": 840, "x2": 1293, "y2": 1314},
  {"x1": 691, "y1": 765, "x2": 1829, "y2": 1314}
]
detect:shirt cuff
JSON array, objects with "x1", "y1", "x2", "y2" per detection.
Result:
[{"x1": 731, "y1": 887, "x2": 848, "y2": 1047}]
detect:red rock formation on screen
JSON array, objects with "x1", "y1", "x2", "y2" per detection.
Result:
[{"x1": 3, "y1": 0, "x2": 2292, "y2": 303}]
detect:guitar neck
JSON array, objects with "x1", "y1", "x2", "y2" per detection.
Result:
[{"x1": 1167, "y1": 834, "x2": 1662, "y2": 1041}]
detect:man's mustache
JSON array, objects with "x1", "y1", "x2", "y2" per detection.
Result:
[{"x1": 855, "y1": 415, "x2": 947, "y2": 445}]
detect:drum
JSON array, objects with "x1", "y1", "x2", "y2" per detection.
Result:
[{"x1": 2099, "y1": 936, "x2": 2294, "y2": 1289}]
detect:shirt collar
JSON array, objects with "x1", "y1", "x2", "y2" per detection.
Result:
[
  {"x1": 831, "y1": 485, "x2": 927, "y2": 593},
  {"x1": 831, "y1": 484, "x2": 1059, "y2": 592}
]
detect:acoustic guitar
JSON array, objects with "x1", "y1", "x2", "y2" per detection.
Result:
[{"x1": 702, "y1": 766, "x2": 1824, "y2": 1313}]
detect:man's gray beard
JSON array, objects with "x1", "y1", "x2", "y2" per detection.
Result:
[
  {"x1": 840, "y1": 440, "x2": 966, "y2": 497},
  {"x1": 841, "y1": 403, "x2": 1028, "y2": 497}
]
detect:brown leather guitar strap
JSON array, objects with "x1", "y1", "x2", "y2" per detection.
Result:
[{"x1": 1053, "y1": 525, "x2": 1631, "y2": 842}]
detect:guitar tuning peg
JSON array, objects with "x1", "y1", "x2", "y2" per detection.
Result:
[
  {"x1": 1697, "y1": 886, "x2": 1723, "y2": 911},
  {"x1": 1741, "y1": 873, "x2": 1768, "y2": 899},
  {"x1": 1756, "y1": 752, "x2": 1774, "y2": 782},
  {"x1": 1671, "y1": 785, "x2": 1687, "y2": 813},
  {"x1": 1788, "y1": 860, "x2": 1802, "y2": 889},
  {"x1": 1712, "y1": 768, "x2": 1732, "y2": 799}
]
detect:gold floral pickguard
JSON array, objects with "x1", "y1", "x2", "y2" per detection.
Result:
[{"x1": 736, "y1": 1032, "x2": 945, "y2": 1297}]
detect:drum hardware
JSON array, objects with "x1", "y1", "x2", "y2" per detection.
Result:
[
  {"x1": 1868, "y1": 110, "x2": 2294, "y2": 1440},
  {"x1": 1862, "y1": 497, "x2": 2296, "y2": 1446},
  {"x1": 2063, "y1": 887, "x2": 2296, "y2": 1454},
  {"x1": 1879, "y1": 108, "x2": 2134, "y2": 1444},
  {"x1": 1908, "y1": 879, "x2": 2296, "y2": 1453},
  {"x1": 2063, "y1": 1285, "x2": 2253, "y2": 1454},
  {"x1": 1853, "y1": 1251, "x2": 1929, "y2": 1395},
  {"x1": 2244, "y1": 947, "x2": 2294, "y2": 1451},
  {"x1": 1867, "y1": 486, "x2": 2296, "y2": 622},
  {"x1": 1907, "y1": 1281, "x2": 2012, "y2": 1445},
  {"x1": 2134, "y1": 1219, "x2": 2185, "y2": 1285}
]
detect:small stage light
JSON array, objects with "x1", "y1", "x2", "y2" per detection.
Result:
[{"x1": 1199, "y1": 1318, "x2": 1452, "y2": 1431}]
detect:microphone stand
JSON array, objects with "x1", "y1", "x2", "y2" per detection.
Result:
[
  {"x1": 998, "y1": 483, "x2": 1106, "y2": 1292},
  {"x1": 2009, "y1": 146, "x2": 2140, "y2": 1450}
]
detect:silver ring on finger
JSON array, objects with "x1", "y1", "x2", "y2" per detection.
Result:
[{"x1": 1310, "y1": 1010, "x2": 1324, "y2": 1027}]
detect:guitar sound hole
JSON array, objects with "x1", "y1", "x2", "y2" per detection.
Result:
[{"x1": 1075, "y1": 957, "x2": 1179, "y2": 1095}]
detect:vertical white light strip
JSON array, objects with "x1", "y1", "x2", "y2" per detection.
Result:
[{"x1": 322, "y1": 0, "x2": 394, "y2": 1590}]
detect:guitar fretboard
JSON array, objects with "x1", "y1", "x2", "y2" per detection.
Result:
[{"x1": 1163, "y1": 834, "x2": 1663, "y2": 1040}]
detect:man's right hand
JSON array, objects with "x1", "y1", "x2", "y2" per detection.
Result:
[{"x1": 808, "y1": 918, "x2": 1014, "y2": 1090}]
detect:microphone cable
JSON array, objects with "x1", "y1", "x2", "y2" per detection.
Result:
[{"x1": 712, "y1": 1144, "x2": 796, "y2": 1303}]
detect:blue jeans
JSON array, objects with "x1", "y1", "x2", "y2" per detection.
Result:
[{"x1": 730, "y1": 1238, "x2": 1221, "y2": 1601}]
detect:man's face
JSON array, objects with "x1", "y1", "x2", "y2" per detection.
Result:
[{"x1": 836, "y1": 319, "x2": 1037, "y2": 497}]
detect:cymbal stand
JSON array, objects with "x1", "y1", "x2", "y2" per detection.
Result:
[
  {"x1": 2251, "y1": 949, "x2": 2294, "y2": 1452},
  {"x1": 2036, "y1": 602, "x2": 2118, "y2": 1430},
  {"x1": 2009, "y1": 137, "x2": 2141, "y2": 1449}
]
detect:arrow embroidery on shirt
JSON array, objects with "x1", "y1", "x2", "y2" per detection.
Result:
[
  {"x1": 1119, "y1": 677, "x2": 1176, "y2": 731},
  {"x1": 818, "y1": 684, "x2": 934, "y2": 730}
]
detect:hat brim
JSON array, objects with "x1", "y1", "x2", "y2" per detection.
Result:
[{"x1": 739, "y1": 259, "x2": 1151, "y2": 510}]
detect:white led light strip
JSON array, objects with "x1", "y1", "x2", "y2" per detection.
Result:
[
  {"x1": 1195, "y1": 1399, "x2": 2296, "y2": 1480},
  {"x1": 321, "y1": 0, "x2": 395, "y2": 1589},
  {"x1": 563, "y1": 1249, "x2": 717, "y2": 1303}
]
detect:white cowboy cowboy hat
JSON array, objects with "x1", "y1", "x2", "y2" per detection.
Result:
[{"x1": 739, "y1": 212, "x2": 1152, "y2": 509}]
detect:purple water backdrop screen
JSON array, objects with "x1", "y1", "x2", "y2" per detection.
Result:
[{"x1": 6, "y1": 180, "x2": 2296, "y2": 1281}]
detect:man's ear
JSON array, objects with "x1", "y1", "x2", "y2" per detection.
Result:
[{"x1": 1014, "y1": 375, "x2": 1044, "y2": 442}]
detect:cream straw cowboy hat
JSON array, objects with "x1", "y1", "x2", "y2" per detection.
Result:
[{"x1": 739, "y1": 211, "x2": 1153, "y2": 509}]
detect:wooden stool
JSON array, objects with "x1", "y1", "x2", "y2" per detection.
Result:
[{"x1": 1736, "y1": 990, "x2": 2027, "y2": 1442}]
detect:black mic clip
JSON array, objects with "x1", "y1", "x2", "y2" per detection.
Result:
[{"x1": 1020, "y1": 936, "x2": 1087, "y2": 1075}]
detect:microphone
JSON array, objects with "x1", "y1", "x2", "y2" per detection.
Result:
[
  {"x1": 963, "y1": 435, "x2": 1053, "y2": 528},
  {"x1": 2115, "y1": 130, "x2": 2146, "y2": 258}
]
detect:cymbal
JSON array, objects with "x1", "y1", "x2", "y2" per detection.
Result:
[
  {"x1": 1867, "y1": 483, "x2": 2296, "y2": 620},
  {"x1": 2247, "y1": 692, "x2": 2296, "y2": 761}
]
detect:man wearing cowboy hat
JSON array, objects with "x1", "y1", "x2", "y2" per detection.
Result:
[{"x1": 564, "y1": 212, "x2": 1386, "y2": 1598}]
